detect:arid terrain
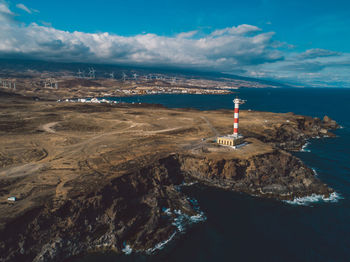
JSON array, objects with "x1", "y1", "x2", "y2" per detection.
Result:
[{"x1": 0, "y1": 90, "x2": 338, "y2": 261}]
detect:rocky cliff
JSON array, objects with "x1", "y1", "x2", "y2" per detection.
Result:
[
  {"x1": 1, "y1": 156, "x2": 196, "y2": 262},
  {"x1": 179, "y1": 149, "x2": 331, "y2": 199},
  {"x1": 0, "y1": 99, "x2": 339, "y2": 261}
]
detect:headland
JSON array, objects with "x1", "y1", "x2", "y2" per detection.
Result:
[{"x1": 0, "y1": 91, "x2": 338, "y2": 261}]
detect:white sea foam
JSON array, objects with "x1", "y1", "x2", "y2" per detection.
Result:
[
  {"x1": 189, "y1": 212, "x2": 207, "y2": 223},
  {"x1": 181, "y1": 181, "x2": 198, "y2": 187},
  {"x1": 147, "y1": 199, "x2": 206, "y2": 253},
  {"x1": 284, "y1": 192, "x2": 343, "y2": 206},
  {"x1": 122, "y1": 244, "x2": 133, "y2": 255},
  {"x1": 175, "y1": 181, "x2": 198, "y2": 191},
  {"x1": 146, "y1": 231, "x2": 177, "y2": 254},
  {"x1": 301, "y1": 141, "x2": 311, "y2": 152},
  {"x1": 172, "y1": 209, "x2": 207, "y2": 232},
  {"x1": 311, "y1": 168, "x2": 318, "y2": 177},
  {"x1": 162, "y1": 207, "x2": 172, "y2": 216}
]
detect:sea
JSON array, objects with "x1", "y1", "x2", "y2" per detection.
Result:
[{"x1": 74, "y1": 88, "x2": 350, "y2": 262}]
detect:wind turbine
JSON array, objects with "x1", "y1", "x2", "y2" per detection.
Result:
[
  {"x1": 122, "y1": 72, "x2": 127, "y2": 82},
  {"x1": 89, "y1": 67, "x2": 96, "y2": 79},
  {"x1": 133, "y1": 73, "x2": 138, "y2": 81},
  {"x1": 77, "y1": 69, "x2": 82, "y2": 78},
  {"x1": 109, "y1": 72, "x2": 115, "y2": 79}
]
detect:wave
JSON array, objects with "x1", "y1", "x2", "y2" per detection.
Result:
[
  {"x1": 147, "y1": 199, "x2": 206, "y2": 254},
  {"x1": 172, "y1": 209, "x2": 207, "y2": 232},
  {"x1": 146, "y1": 232, "x2": 177, "y2": 254},
  {"x1": 284, "y1": 192, "x2": 343, "y2": 206},
  {"x1": 122, "y1": 243, "x2": 133, "y2": 255},
  {"x1": 311, "y1": 168, "x2": 318, "y2": 177},
  {"x1": 181, "y1": 181, "x2": 198, "y2": 187},
  {"x1": 174, "y1": 181, "x2": 198, "y2": 191},
  {"x1": 300, "y1": 141, "x2": 311, "y2": 152}
]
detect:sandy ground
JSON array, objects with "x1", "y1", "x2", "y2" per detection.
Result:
[{"x1": 0, "y1": 94, "x2": 302, "y2": 229}]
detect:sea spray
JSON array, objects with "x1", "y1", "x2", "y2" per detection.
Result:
[
  {"x1": 147, "y1": 198, "x2": 206, "y2": 254},
  {"x1": 122, "y1": 243, "x2": 133, "y2": 255},
  {"x1": 284, "y1": 192, "x2": 343, "y2": 206},
  {"x1": 146, "y1": 232, "x2": 177, "y2": 254},
  {"x1": 301, "y1": 141, "x2": 311, "y2": 152}
]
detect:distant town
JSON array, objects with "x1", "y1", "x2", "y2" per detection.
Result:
[{"x1": 0, "y1": 61, "x2": 282, "y2": 100}]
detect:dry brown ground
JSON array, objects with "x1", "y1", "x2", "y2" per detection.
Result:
[{"x1": 0, "y1": 95, "x2": 304, "y2": 229}]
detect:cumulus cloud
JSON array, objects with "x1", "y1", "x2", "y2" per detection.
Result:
[
  {"x1": 252, "y1": 52, "x2": 350, "y2": 87},
  {"x1": 299, "y1": 48, "x2": 341, "y2": 59},
  {"x1": 16, "y1": 3, "x2": 32, "y2": 14},
  {"x1": 281, "y1": 61, "x2": 326, "y2": 72},
  {"x1": 211, "y1": 24, "x2": 261, "y2": 36},
  {"x1": 0, "y1": 2, "x2": 13, "y2": 15},
  {"x1": 0, "y1": 2, "x2": 349, "y2": 87},
  {"x1": 0, "y1": 3, "x2": 282, "y2": 71},
  {"x1": 0, "y1": 1, "x2": 15, "y2": 22},
  {"x1": 176, "y1": 30, "x2": 198, "y2": 38}
]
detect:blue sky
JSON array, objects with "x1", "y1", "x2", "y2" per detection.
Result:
[{"x1": 1, "y1": 0, "x2": 350, "y2": 87}]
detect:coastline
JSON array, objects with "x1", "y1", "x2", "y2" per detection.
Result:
[{"x1": 0, "y1": 91, "x2": 340, "y2": 261}]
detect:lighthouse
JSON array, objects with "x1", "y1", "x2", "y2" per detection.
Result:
[
  {"x1": 233, "y1": 97, "x2": 246, "y2": 138},
  {"x1": 216, "y1": 96, "x2": 246, "y2": 148}
]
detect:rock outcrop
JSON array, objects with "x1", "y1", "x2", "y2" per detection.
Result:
[
  {"x1": 1, "y1": 156, "x2": 196, "y2": 262},
  {"x1": 179, "y1": 150, "x2": 331, "y2": 199}
]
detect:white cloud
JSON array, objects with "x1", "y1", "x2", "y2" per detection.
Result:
[
  {"x1": 0, "y1": 2, "x2": 14, "y2": 15},
  {"x1": 0, "y1": 3, "x2": 282, "y2": 71},
  {"x1": 211, "y1": 24, "x2": 261, "y2": 36},
  {"x1": 0, "y1": 1, "x2": 15, "y2": 22},
  {"x1": 0, "y1": 2, "x2": 349, "y2": 87},
  {"x1": 299, "y1": 48, "x2": 341, "y2": 59},
  {"x1": 176, "y1": 30, "x2": 198, "y2": 38},
  {"x1": 248, "y1": 52, "x2": 350, "y2": 87},
  {"x1": 16, "y1": 3, "x2": 32, "y2": 14}
]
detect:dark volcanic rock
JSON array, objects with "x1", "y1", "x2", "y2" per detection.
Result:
[
  {"x1": 0, "y1": 156, "x2": 195, "y2": 262},
  {"x1": 242, "y1": 115, "x2": 339, "y2": 151},
  {"x1": 322, "y1": 115, "x2": 339, "y2": 129},
  {"x1": 178, "y1": 150, "x2": 332, "y2": 200}
]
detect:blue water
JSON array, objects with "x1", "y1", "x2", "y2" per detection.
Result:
[{"x1": 77, "y1": 88, "x2": 350, "y2": 262}]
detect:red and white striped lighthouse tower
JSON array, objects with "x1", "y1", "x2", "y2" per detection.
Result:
[{"x1": 233, "y1": 97, "x2": 246, "y2": 138}]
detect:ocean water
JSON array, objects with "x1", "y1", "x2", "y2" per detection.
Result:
[{"x1": 75, "y1": 88, "x2": 350, "y2": 262}]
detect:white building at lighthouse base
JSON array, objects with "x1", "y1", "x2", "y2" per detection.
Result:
[{"x1": 216, "y1": 134, "x2": 245, "y2": 148}]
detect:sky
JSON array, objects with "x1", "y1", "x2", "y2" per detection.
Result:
[{"x1": 0, "y1": 0, "x2": 350, "y2": 87}]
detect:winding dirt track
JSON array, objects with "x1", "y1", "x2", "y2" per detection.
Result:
[
  {"x1": 41, "y1": 122, "x2": 58, "y2": 133},
  {"x1": 0, "y1": 99, "x2": 306, "y2": 232}
]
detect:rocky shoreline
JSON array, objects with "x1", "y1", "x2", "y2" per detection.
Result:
[{"x1": 0, "y1": 96, "x2": 339, "y2": 261}]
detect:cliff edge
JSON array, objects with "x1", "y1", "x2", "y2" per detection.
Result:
[{"x1": 0, "y1": 97, "x2": 339, "y2": 261}]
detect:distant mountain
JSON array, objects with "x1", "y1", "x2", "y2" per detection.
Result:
[{"x1": 0, "y1": 58, "x2": 290, "y2": 88}]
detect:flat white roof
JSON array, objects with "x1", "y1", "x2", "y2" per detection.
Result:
[{"x1": 217, "y1": 134, "x2": 243, "y2": 139}]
